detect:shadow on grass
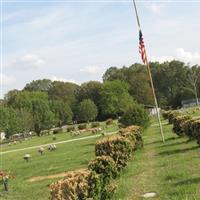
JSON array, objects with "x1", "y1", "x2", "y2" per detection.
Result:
[
  {"x1": 174, "y1": 177, "x2": 200, "y2": 186},
  {"x1": 145, "y1": 137, "x2": 178, "y2": 146},
  {"x1": 158, "y1": 140, "x2": 187, "y2": 148},
  {"x1": 158, "y1": 146, "x2": 199, "y2": 156}
]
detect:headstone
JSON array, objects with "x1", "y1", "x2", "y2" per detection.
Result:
[{"x1": 142, "y1": 192, "x2": 157, "y2": 198}]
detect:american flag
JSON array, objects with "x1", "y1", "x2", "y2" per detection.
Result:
[{"x1": 139, "y1": 30, "x2": 147, "y2": 64}]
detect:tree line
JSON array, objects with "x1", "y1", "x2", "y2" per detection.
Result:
[{"x1": 0, "y1": 60, "x2": 199, "y2": 138}]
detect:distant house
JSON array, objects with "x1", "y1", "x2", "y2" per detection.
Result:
[{"x1": 181, "y1": 99, "x2": 200, "y2": 108}]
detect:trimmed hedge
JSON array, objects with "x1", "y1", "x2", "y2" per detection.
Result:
[
  {"x1": 91, "y1": 122, "x2": 100, "y2": 128},
  {"x1": 119, "y1": 126, "x2": 143, "y2": 150},
  {"x1": 50, "y1": 170, "x2": 101, "y2": 200},
  {"x1": 106, "y1": 119, "x2": 113, "y2": 125},
  {"x1": 172, "y1": 115, "x2": 191, "y2": 136},
  {"x1": 162, "y1": 110, "x2": 200, "y2": 145},
  {"x1": 66, "y1": 126, "x2": 76, "y2": 132},
  {"x1": 50, "y1": 125, "x2": 143, "y2": 200},
  {"x1": 78, "y1": 124, "x2": 87, "y2": 130},
  {"x1": 95, "y1": 135, "x2": 132, "y2": 171}
]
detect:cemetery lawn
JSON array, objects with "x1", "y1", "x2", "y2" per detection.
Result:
[
  {"x1": 113, "y1": 118, "x2": 200, "y2": 200},
  {"x1": 0, "y1": 123, "x2": 118, "y2": 200},
  {"x1": 1, "y1": 112, "x2": 200, "y2": 200}
]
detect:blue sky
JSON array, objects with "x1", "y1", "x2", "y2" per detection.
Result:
[{"x1": 1, "y1": 1, "x2": 200, "y2": 97}]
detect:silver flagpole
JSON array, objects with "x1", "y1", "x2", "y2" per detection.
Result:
[{"x1": 132, "y1": 0, "x2": 165, "y2": 142}]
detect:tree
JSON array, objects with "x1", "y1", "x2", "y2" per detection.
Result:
[
  {"x1": 150, "y1": 60, "x2": 189, "y2": 108},
  {"x1": 76, "y1": 81, "x2": 102, "y2": 104},
  {"x1": 100, "y1": 80, "x2": 134, "y2": 118},
  {"x1": 103, "y1": 66, "x2": 126, "y2": 82},
  {"x1": 182, "y1": 65, "x2": 200, "y2": 105},
  {"x1": 24, "y1": 79, "x2": 52, "y2": 92},
  {"x1": 48, "y1": 81, "x2": 80, "y2": 109},
  {"x1": 103, "y1": 65, "x2": 154, "y2": 105},
  {"x1": 50, "y1": 100, "x2": 73, "y2": 126},
  {"x1": 124, "y1": 64, "x2": 154, "y2": 105},
  {"x1": 119, "y1": 102, "x2": 149, "y2": 128},
  {"x1": 0, "y1": 106, "x2": 20, "y2": 138},
  {"x1": 31, "y1": 99, "x2": 55, "y2": 135},
  {"x1": 77, "y1": 99, "x2": 98, "y2": 122}
]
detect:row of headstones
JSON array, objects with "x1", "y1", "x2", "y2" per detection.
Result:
[{"x1": 23, "y1": 144, "x2": 57, "y2": 162}]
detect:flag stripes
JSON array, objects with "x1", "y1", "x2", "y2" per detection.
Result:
[{"x1": 139, "y1": 30, "x2": 147, "y2": 64}]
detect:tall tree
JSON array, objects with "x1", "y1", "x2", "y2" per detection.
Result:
[
  {"x1": 50, "y1": 100, "x2": 73, "y2": 126},
  {"x1": 100, "y1": 80, "x2": 133, "y2": 118},
  {"x1": 24, "y1": 79, "x2": 52, "y2": 92},
  {"x1": 182, "y1": 65, "x2": 200, "y2": 105},
  {"x1": 31, "y1": 99, "x2": 55, "y2": 135},
  {"x1": 48, "y1": 81, "x2": 79, "y2": 108},
  {"x1": 77, "y1": 99, "x2": 98, "y2": 122}
]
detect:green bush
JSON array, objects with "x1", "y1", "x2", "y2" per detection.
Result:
[
  {"x1": 119, "y1": 125, "x2": 143, "y2": 150},
  {"x1": 88, "y1": 156, "x2": 118, "y2": 181},
  {"x1": 50, "y1": 169, "x2": 100, "y2": 200},
  {"x1": 66, "y1": 125, "x2": 76, "y2": 132},
  {"x1": 119, "y1": 103, "x2": 149, "y2": 128},
  {"x1": 95, "y1": 135, "x2": 132, "y2": 171},
  {"x1": 53, "y1": 128, "x2": 62, "y2": 134},
  {"x1": 191, "y1": 119, "x2": 200, "y2": 145},
  {"x1": 91, "y1": 122, "x2": 100, "y2": 128},
  {"x1": 172, "y1": 115, "x2": 191, "y2": 136},
  {"x1": 106, "y1": 119, "x2": 113, "y2": 125},
  {"x1": 167, "y1": 111, "x2": 182, "y2": 124},
  {"x1": 182, "y1": 118, "x2": 199, "y2": 140},
  {"x1": 162, "y1": 110, "x2": 171, "y2": 120},
  {"x1": 78, "y1": 123, "x2": 87, "y2": 130}
]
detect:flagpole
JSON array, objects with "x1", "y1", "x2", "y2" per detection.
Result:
[{"x1": 132, "y1": 0, "x2": 165, "y2": 142}]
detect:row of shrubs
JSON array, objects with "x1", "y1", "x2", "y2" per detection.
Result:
[
  {"x1": 162, "y1": 110, "x2": 200, "y2": 145},
  {"x1": 49, "y1": 125, "x2": 143, "y2": 200},
  {"x1": 66, "y1": 119, "x2": 114, "y2": 132}
]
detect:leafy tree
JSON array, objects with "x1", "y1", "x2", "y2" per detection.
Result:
[
  {"x1": 24, "y1": 79, "x2": 52, "y2": 92},
  {"x1": 100, "y1": 80, "x2": 133, "y2": 118},
  {"x1": 103, "y1": 66, "x2": 126, "y2": 82},
  {"x1": 119, "y1": 102, "x2": 149, "y2": 128},
  {"x1": 77, "y1": 99, "x2": 98, "y2": 122},
  {"x1": 150, "y1": 60, "x2": 189, "y2": 108},
  {"x1": 31, "y1": 99, "x2": 55, "y2": 135},
  {"x1": 124, "y1": 64, "x2": 154, "y2": 105},
  {"x1": 182, "y1": 65, "x2": 200, "y2": 105},
  {"x1": 4, "y1": 89, "x2": 20, "y2": 106},
  {"x1": 5, "y1": 90, "x2": 48, "y2": 111},
  {"x1": 48, "y1": 81, "x2": 80, "y2": 109},
  {"x1": 77, "y1": 81, "x2": 102, "y2": 104},
  {"x1": 50, "y1": 100, "x2": 73, "y2": 126},
  {"x1": 103, "y1": 65, "x2": 154, "y2": 105}
]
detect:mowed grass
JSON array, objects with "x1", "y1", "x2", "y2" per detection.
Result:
[
  {"x1": 113, "y1": 118, "x2": 200, "y2": 200},
  {"x1": 0, "y1": 123, "x2": 118, "y2": 200}
]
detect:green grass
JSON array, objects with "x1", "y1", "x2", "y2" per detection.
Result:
[
  {"x1": 113, "y1": 118, "x2": 200, "y2": 200},
  {"x1": 0, "y1": 123, "x2": 118, "y2": 200},
  {"x1": 0, "y1": 122, "x2": 118, "y2": 152}
]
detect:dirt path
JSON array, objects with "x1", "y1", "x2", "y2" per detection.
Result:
[{"x1": 28, "y1": 168, "x2": 85, "y2": 182}]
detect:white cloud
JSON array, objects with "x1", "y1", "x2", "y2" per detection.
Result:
[
  {"x1": 149, "y1": 4, "x2": 165, "y2": 14},
  {"x1": 150, "y1": 55, "x2": 174, "y2": 63},
  {"x1": 175, "y1": 48, "x2": 200, "y2": 64},
  {"x1": 80, "y1": 66, "x2": 102, "y2": 75},
  {"x1": 50, "y1": 76, "x2": 78, "y2": 84},
  {"x1": 150, "y1": 48, "x2": 200, "y2": 65},
  {"x1": 0, "y1": 73, "x2": 16, "y2": 85},
  {"x1": 12, "y1": 54, "x2": 45, "y2": 70}
]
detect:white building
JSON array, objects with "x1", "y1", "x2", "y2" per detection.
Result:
[{"x1": 0, "y1": 132, "x2": 6, "y2": 141}]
